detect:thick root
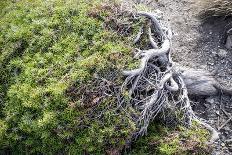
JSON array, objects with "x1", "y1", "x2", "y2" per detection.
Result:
[
  {"x1": 176, "y1": 66, "x2": 232, "y2": 96},
  {"x1": 121, "y1": 11, "x2": 220, "y2": 144}
]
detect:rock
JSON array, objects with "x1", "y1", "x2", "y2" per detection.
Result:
[
  {"x1": 224, "y1": 126, "x2": 230, "y2": 131},
  {"x1": 218, "y1": 49, "x2": 228, "y2": 58},
  {"x1": 206, "y1": 97, "x2": 215, "y2": 104},
  {"x1": 225, "y1": 34, "x2": 232, "y2": 50},
  {"x1": 212, "y1": 51, "x2": 217, "y2": 57},
  {"x1": 229, "y1": 69, "x2": 232, "y2": 75},
  {"x1": 226, "y1": 139, "x2": 232, "y2": 151}
]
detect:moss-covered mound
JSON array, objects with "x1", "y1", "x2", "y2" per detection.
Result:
[
  {"x1": 0, "y1": 0, "x2": 212, "y2": 154},
  {"x1": 0, "y1": 0, "x2": 138, "y2": 154},
  {"x1": 129, "y1": 122, "x2": 211, "y2": 155}
]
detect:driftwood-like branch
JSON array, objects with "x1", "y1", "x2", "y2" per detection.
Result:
[
  {"x1": 138, "y1": 11, "x2": 166, "y2": 39},
  {"x1": 176, "y1": 66, "x2": 232, "y2": 96}
]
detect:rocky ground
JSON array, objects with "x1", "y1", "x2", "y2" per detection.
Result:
[{"x1": 130, "y1": 0, "x2": 232, "y2": 154}]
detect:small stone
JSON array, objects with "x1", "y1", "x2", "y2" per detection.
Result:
[
  {"x1": 221, "y1": 143, "x2": 225, "y2": 147},
  {"x1": 224, "y1": 126, "x2": 230, "y2": 131},
  {"x1": 208, "y1": 62, "x2": 214, "y2": 66},
  {"x1": 218, "y1": 49, "x2": 228, "y2": 58},
  {"x1": 225, "y1": 35, "x2": 232, "y2": 50},
  {"x1": 206, "y1": 98, "x2": 215, "y2": 104},
  {"x1": 212, "y1": 51, "x2": 217, "y2": 57},
  {"x1": 229, "y1": 70, "x2": 232, "y2": 75}
]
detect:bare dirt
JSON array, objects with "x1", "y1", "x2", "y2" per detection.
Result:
[{"x1": 131, "y1": 0, "x2": 232, "y2": 154}]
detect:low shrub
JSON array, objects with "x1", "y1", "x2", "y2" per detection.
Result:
[{"x1": 0, "y1": 0, "x2": 137, "y2": 154}]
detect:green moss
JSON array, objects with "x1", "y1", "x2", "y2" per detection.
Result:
[
  {"x1": 0, "y1": 0, "x2": 138, "y2": 154},
  {"x1": 0, "y1": 0, "x2": 12, "y2": 12},
  {"x1": 129, "y1": 121, "x2": 211, "y2": 155},
  {"x1": 159, "y1": 138, "x2": 180, "y2": 155}
]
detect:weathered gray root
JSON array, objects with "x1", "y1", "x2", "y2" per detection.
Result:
[
  {"x1": 176, "y1": 66, "x2": 232, "y2": 96},
  {"x1": 121, "y1": 11, "x2": 220, "y2": 144},
  {"x1": 177, "y1": 76, "x2": 219, "y2": 144}
]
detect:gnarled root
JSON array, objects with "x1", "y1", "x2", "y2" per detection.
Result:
[{"x1": 120, "y1": 11, "x2": 219, "y2": 144}]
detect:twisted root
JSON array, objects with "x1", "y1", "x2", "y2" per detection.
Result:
[{"x1": 121, "y1": 11, "x2": 219, "y2": 144}]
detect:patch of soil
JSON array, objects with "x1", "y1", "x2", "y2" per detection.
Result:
[{"x1": 131, "y1": 0, "x2": 232, "y2": 154}]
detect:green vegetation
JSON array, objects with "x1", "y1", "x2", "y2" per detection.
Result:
[
  {"x1": 0, "y1": 0, "x2": 212, "y2": 154},
  {"x1": 0, "y1": 0, "x2": 137, "y2": 154},
  {"x1": 0, "y1": 0, "x2": 12, "y2": 11},
  {"x1": 129, "y1": 122, "x2": 211, "y2": 155}
]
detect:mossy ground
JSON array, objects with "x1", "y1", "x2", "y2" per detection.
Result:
[
  {"x1": 129, "y1": 121, "x2": 211, "y2": 155},
  {"x1": 0, "y1": 0, "x2": 212, "y2": 154},
  {"x1": 0, "y1": 0, "x2": 139, "y2": 154}
]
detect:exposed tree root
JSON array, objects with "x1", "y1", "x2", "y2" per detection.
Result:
[
  {"x1": 177, "y1": 66, "x2": 232, "y2": 96},
  {"x1": 121, "y1": 11, "x2": 220, "y2": 144}
]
